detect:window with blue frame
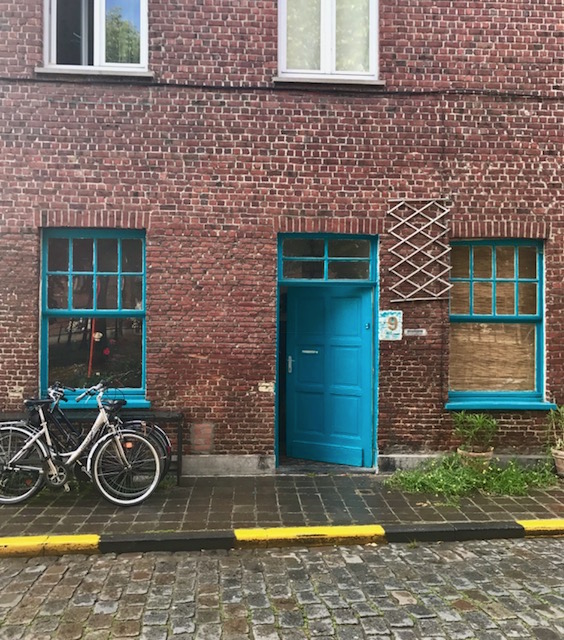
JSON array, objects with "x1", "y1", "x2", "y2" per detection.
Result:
[
  {"x1": 279, "y1": 236, "x2": 376, "y2": 282},
  {"x1": 42, "y1": 229, "x2": 147, "y2": 405},
  {"x1": 448, "y1": 240, "x2": 550, "y2": 410}
]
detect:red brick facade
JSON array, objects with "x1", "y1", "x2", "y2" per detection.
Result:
[{"x1": 0, "y1": 1, "x2": 563, "y2": 467}]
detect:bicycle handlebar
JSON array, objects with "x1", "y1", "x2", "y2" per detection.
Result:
[{"x1": 75, "y1": 381, "x2": 108, "y2": 402}]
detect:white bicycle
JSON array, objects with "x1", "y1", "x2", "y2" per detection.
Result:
[{"x1": 0, "y1": 383, "x2": 160, "y2": 506}]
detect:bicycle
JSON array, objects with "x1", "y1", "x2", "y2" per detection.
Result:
[
  {"x1": 27, "y1": 381, "x2": 172, "y2": 481},
  {"x1": 0, "y1": 383, "x2": 161, "y2": 506}
]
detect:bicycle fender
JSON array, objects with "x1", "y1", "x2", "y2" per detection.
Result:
[
  {"x1": 85, "y1": 429, "x2": 142, "y2": 475},
  {"x1": 122, "y1": 420, "x2": 172, "y2": 448},
  {"x1": 0, "y1": 424, "x2": 50, "y2": 459}
]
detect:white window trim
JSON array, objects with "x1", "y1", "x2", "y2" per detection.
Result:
[
  {"x1": 278, "y1": 0, "x2": 379, "y2": 83},
  {"x1": 42, "y1": 0, "x2": 148, "y2": 74}
]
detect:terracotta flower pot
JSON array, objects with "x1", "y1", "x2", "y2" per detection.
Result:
[
  {"x1": 457, "y1": 447, "x2": 494, "y2": 469},
  {"x1": 551, "y1": 448, "x2": 564, "y2": 477}
]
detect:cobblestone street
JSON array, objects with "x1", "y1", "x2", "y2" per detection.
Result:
[{"x1": 0, "y1": 539, "x2": 563, "y2": 639}]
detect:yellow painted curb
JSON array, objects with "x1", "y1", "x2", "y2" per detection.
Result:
[
  {"x1": 234, "y1": 525, "x2": 386, "y2": 548},
  {"x1": 0, "y1": 536, "x2": 50, "y2": 557},
  {"x1": 43, "y1": 535, "x2": 100, "y2": 555},
  {"x1": 517, "y1": 519, "x2": 564, "y2": 537},
  {"x1": 0, "y1": 535, "x2": 100, "y2": 557}
]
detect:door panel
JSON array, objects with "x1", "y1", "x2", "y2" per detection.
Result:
[{"x1": 286, "y1": 286, "x2": 373, "y2": 467}]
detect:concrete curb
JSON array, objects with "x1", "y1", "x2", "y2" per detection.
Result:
[{"x1": 0, "y1": 519, "x2": 563, "y2": 557}]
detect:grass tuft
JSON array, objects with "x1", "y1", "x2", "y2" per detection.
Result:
[{"x1": 385, "y1": 454, "x2": 558, "y2": 500}]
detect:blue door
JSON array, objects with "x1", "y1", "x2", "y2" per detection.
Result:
[{"x1": 286, "y1": 286, "x2": 374, "y2": 467}]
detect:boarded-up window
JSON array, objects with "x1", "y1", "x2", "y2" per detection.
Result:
[{"x1": 449, "y1": 243, "x2": 541, "y2": 394}]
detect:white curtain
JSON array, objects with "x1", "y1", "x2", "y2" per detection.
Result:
[
  {"x1": 286, "y1": 0, "x2": 321, "y2": 70},
  {"x1": 336, "y1": 0, "x2": 369, "y2": 72}
]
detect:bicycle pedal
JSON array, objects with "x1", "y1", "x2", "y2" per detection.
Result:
[{"x1": 63, "y1": 483, "x2": 71, "y2": 493}]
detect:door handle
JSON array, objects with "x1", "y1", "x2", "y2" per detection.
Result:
[{"x1": 287, "y1": 356, "x2": 293, "y2": 374}]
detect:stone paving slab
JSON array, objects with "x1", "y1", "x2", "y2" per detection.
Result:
[{"x1": 0, "y1": 474, "x2": 563, "y2": 539}]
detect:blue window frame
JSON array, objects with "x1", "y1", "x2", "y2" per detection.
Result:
[
  {"x1": 447, "y1": 240, "x2": 553, "y2": 411},
  {"x1": 41, "y1": 229, "x2": 148, "y2": 408},
  {"x1": 279, "y1": 235, "x2": 377, "y2": 284}
]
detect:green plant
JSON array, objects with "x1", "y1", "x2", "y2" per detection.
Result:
[
  {"x1": 546, "y1": 405, "x2": 564, "y2": 451},
  {"x1": 452, "y1": 411, "x2": 498, "y2": 452},
  {"x1": 385, "y1": 454, "x2": 557, "y2": 501}
]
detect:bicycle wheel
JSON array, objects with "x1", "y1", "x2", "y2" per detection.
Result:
[
  {"x1": 144, "y1": 422, "x2": 172, "y2": 478},
  {"x1": 122, "y1": 421, "x2": 172, "y2": 479},
  {"x1": 91, "y1": 432, "x2": 160, "y2": 506},
  {"x1": 0, "y1": 426, "x2": 45, "y2": 504}
]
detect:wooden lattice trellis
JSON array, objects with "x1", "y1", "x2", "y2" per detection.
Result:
[{"x1": 387, "y1": 199, "x2": 452, "y2": 302}]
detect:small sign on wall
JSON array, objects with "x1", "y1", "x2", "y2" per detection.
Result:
[{"x1": 379, "y1": 310, "x2": 403, "y2": 341}]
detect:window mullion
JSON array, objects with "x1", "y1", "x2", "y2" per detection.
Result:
[
  {"x1": 80, "y1": 0, "x2": 89, "y2": 65},
  {"x1": 117, "y1": 239, "x2": 123, "y2": 312},
  {"x1": 139, "y1": 0, "x2": 148, "y2": 69},
  {"x1": 92, "y1": 238, "x2": 98, "y2": 311},
  {"x1": 469, "y1": 247, "x2": 474, "y2": 315},
  {"x1": 48, "y1": 0, "x2": 56, "y2": 65},
  {"x1": 67, "y1": 239, "x2": 73, "y2": 311},
  {"x1": 369, "y1": 0, "x2": 378, "y2": 77},
  {"x1": 93, "y1": 0, "x2": 104, "y2": 67}
]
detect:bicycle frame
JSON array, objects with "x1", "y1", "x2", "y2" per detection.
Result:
[{"x1": 7, "y1": 392, "x2": 118, "y2": 476}]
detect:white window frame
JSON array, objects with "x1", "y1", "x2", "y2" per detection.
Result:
[
  {"x1": 42, "y1": 0, "x2": 149, "y2": 74},
  {"x1": 277, "y1": 0, "x2": 380, "y2": 83}
]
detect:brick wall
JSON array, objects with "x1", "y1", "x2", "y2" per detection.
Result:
[{"x1": 0, "y1": 1, "x2": 563, "y2": 457}]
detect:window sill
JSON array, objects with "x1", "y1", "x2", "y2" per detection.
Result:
[
  {"x1": 60, "y1": 398, "x2": 151, "y2": 410},
  {"x1": 273, "y1": 75, "x2": 385, "y2": 87},
  {"x1": 446, "y1": 400, "x2": 556, "y2": 412},
  {"x1": 35, "y1": 66, "x2": 154, "y2": 79}
]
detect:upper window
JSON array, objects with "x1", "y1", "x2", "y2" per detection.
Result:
[
  {"x1": 44, "y1": 0, "x2": 148, "y2": 72},
  {"x1": 42, "y1": 229, "x2": 148, "y2": 407},
  {"x1": 278, "y1": 0, "x2": 379, "y2": 82},
  {"x1": 279, "y1": 235, "x2": 376, "y2": 282},
  {"x1": 448, "y1": 240, "x2": 551, "y2": 410}
]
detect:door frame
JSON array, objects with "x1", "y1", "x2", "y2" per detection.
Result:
[{"x1": 275, "y1": 234, "x2": 380, "y2": 468}]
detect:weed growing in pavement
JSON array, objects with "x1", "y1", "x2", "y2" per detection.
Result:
[{"x1": 385, "y1": 454, "x2": 558, "y2": 500}]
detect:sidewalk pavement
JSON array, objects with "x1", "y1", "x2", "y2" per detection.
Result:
[{"x1": 1, "y1": 471, "x2": 563, "y2": 556}]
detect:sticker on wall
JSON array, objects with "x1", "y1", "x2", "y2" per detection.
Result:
[{"x1": 379, "y1": 310, "x2": 403, "y2": 341}]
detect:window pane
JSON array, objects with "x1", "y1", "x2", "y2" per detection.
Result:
[
  {"x1": 97, "y1": 276, "x2": 118, "y2": 309},
  {"x1": 450, "y1": 282, "x2": 470, "y2": 315},
  {"x1": 496, "y1": 246, "x2": 515, "y2": 279},
  {"x1": 328, "y1": 261, "x2": 369, "y2": 279},
  {"x1": 518, "y1": 283, "x2": 537, "y2": 315},
  {"x1": 328, "y1": 239, "x2": 370, "y2": 258},
  {"x1": 496, "y1": 282, "x2": 515, "y2": 315},
  {"x1": 72, "y1": 275, "x2": 94, "y2": 309},
  {"x1": 286, "y1": 0, "x2": 321, "y2": 70},
  {"x1": 449, "y1": 323, "x2": 535, "y2": 391},
  {"x1": 519, "y1": 247, "x2": 537, "y2": 279},
  {"x1": 450, "y1": 245, "x2": 469, "y2": 278},
  {"x1": 283, "y1": 261, "x2": 324, "y2": 279},
  {"x1": 105, "y1": 0, "x2": 141, "y2": 64},
  {"x1": 473, "y1": 246, "x2": 492, "y2": 278},
  {"x1": 73, "y1": 239, "x2": 93, "y2": 272},
  {"x1": 122, "y1": 239, "x2": 143, "y2": 272},
  {"x1": 473, "y1": 282, "x2": 492, "y2": 314},
  {"x1": 121, "y1": 276, "x2": 143, "y2": 309},
  {"x1": 56, "y1": 0, "x2": 94, "y2": 65},
  {"x1": 283, "y1": 238, "x2": 324, "y2": 258},
  {"x1": 48, "y1": 238, "x2": 68, "y2": 271},
  {"x1": 47, "y1": 276, "x2": 68, "y2": 309},
  {"x1": 48, "y1": 317, "x2": 142, "y2": 388},
  {"x1": 336, "y1": 0, "x2": 370, "y2": 72},
  {"x1": 98, "y1": 239, "x2": 118, "y2": 272}
]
